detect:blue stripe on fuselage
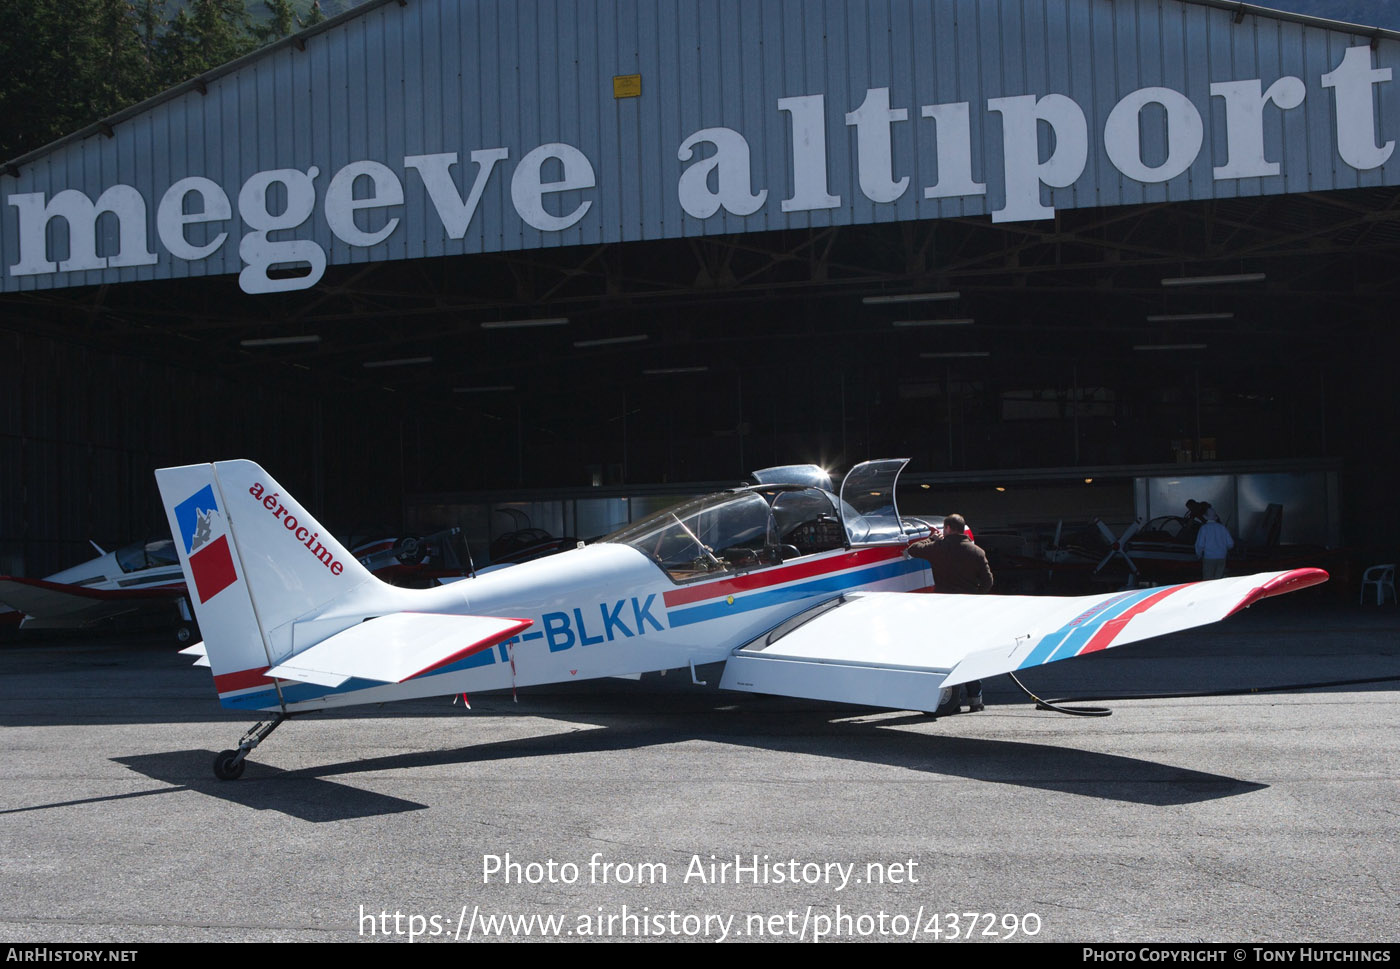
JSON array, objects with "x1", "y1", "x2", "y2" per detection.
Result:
[{"x1": 219, "y1": 642, "x2": 500, "y2": 709}]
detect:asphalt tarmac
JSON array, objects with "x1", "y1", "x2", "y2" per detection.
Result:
[{"x1": 1, "y1": 595, "x2": 1396, "y2": 943}]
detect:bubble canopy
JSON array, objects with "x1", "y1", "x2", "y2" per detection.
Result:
[{"x1": 601, "y1": 460, "x2": 913, "y2": 583}]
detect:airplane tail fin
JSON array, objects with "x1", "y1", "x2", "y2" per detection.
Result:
[{"x1": 155, "y1": 459, "x2": 398, "y2": 708}]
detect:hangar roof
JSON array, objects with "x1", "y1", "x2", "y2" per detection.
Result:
[{"x1": 6, "y1": 0, "x2": 1400, "y2": 176}]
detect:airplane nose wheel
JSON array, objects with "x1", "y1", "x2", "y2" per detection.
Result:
[{"x1": 212, "y1": 713, "x2": 291, "y2": 780}]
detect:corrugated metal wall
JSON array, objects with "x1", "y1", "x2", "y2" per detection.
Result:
[
  {"x1": 0, "y1": 327, "x2": 423, "y2": 576},
  {"x1": 3, "y1": 0, "x2": 1397, "y2": 292}
]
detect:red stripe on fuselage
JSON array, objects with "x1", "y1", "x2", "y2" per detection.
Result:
[
  {"x1": 662, "y1": 546, "x2": 908, "y2": 607},
  {"x1": 353, "y1": 540, "x2": 396, "y2": 557},
  {"x1": 213, "y1": 666, "x2": 274, "y2": 693},
  {"x1": 1077, "y1": 584, "x2": 1190, "y2": 655}
]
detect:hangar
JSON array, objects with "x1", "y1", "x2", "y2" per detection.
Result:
[{"x1": 2, "y1": 0, "x2": 1396, "y2": 578}]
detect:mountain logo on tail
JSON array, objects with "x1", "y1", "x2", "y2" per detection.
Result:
[{"x1": 174, "y1": 485, "x2": 237, "y2": 603}]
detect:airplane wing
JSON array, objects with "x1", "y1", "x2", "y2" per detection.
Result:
[
  {"x1": 0, "y1": 576, "x2": 186, "y2": 629},
  {"x1": 718, "y1": 568, "x2": 1327, "y2": 711}
]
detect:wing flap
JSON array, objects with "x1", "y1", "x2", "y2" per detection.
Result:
[
  {"x1": 721, "y1": 651, "x2": 952, "y2": 711},
  {"x1": 266, "y1": 612, "x2": 531, "y2": 686},
  {"x1": 719, "y1": 569, "x2": 1327, "y2": 710}
]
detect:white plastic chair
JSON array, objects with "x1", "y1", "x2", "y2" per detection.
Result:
[{"x1": 1359, "y1": 564, "x2": 1395, "y2": 605}]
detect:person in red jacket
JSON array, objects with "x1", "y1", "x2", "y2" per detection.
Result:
[{"x1": 908, "y1": 514, "x2": 994, "y2": 711}]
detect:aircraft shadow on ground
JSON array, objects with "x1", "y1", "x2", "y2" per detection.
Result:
[
  {"x1": 2, "y1": 749, "x2": 429, "y2": 822},
  {"x1": 112, "y1": 749, "x2": 431, "y2": 820},
  {"x1": 137, "y1": 693, "x2": 1268, "y2": 810}
]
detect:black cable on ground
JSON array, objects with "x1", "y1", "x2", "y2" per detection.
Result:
[
  {"x1": 1007, "y1": 672, "x2": 1400, "y2": 717},
  {"x1": 1007, "y1": 671, "x2": 1111, "y2": 716}
]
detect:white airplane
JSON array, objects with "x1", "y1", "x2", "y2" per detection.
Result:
[
  {"x1": 0, "y1": 538, "x2": 196, "y2": 639},
  {"x1": 0, "y1": 526, "x2": 469, "y2": 637},
  {"x1": 154, "y1": 459, "x2": 1328, "y2": 780}
]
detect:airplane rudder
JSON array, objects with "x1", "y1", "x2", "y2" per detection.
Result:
[
  {"x1": 160, "y1": 455, "x2": 411, "y2": 634},
  {"x1": 155, "y1": 462, "x2": 269, "y2": 679},
  {"x1": 211, "y1": 459, "x2": 374, "y2": 591}
]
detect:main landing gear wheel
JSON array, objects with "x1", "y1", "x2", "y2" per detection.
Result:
[
  {"x1": 925, "y1": 686, "x2": 961, "y2": 718},
  {"x1": 213, "y1": 749, "x2": 246, "y2": 781}
]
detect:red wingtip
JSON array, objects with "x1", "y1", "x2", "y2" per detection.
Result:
[{"x1": 1226, "y1": 568, "x2": 1330, "y2": 617}]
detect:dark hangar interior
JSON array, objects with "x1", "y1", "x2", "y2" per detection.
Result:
[{"x1": 3, "y1": 185, "x2": 1397, "y2": 576}]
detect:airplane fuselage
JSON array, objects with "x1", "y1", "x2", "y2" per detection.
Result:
[{"x1": 219, "y1": 541, "x2": 932, "y2": 712}]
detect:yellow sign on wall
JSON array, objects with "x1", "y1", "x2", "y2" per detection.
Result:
[{"x1": 613, "y1": 74, "x2": 642, "y2": 99}]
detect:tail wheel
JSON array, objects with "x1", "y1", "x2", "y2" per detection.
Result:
[{"x1": 213, "y1": 749, "x2": 246, "y2": 781}]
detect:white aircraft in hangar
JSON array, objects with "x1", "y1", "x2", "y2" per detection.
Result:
[
  {"x1": 0, "y1": 539, "x2": 196, "y2": 639},
  {"x1": 155, "y1": 458, "x2": 1328, "y2": 780}
]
